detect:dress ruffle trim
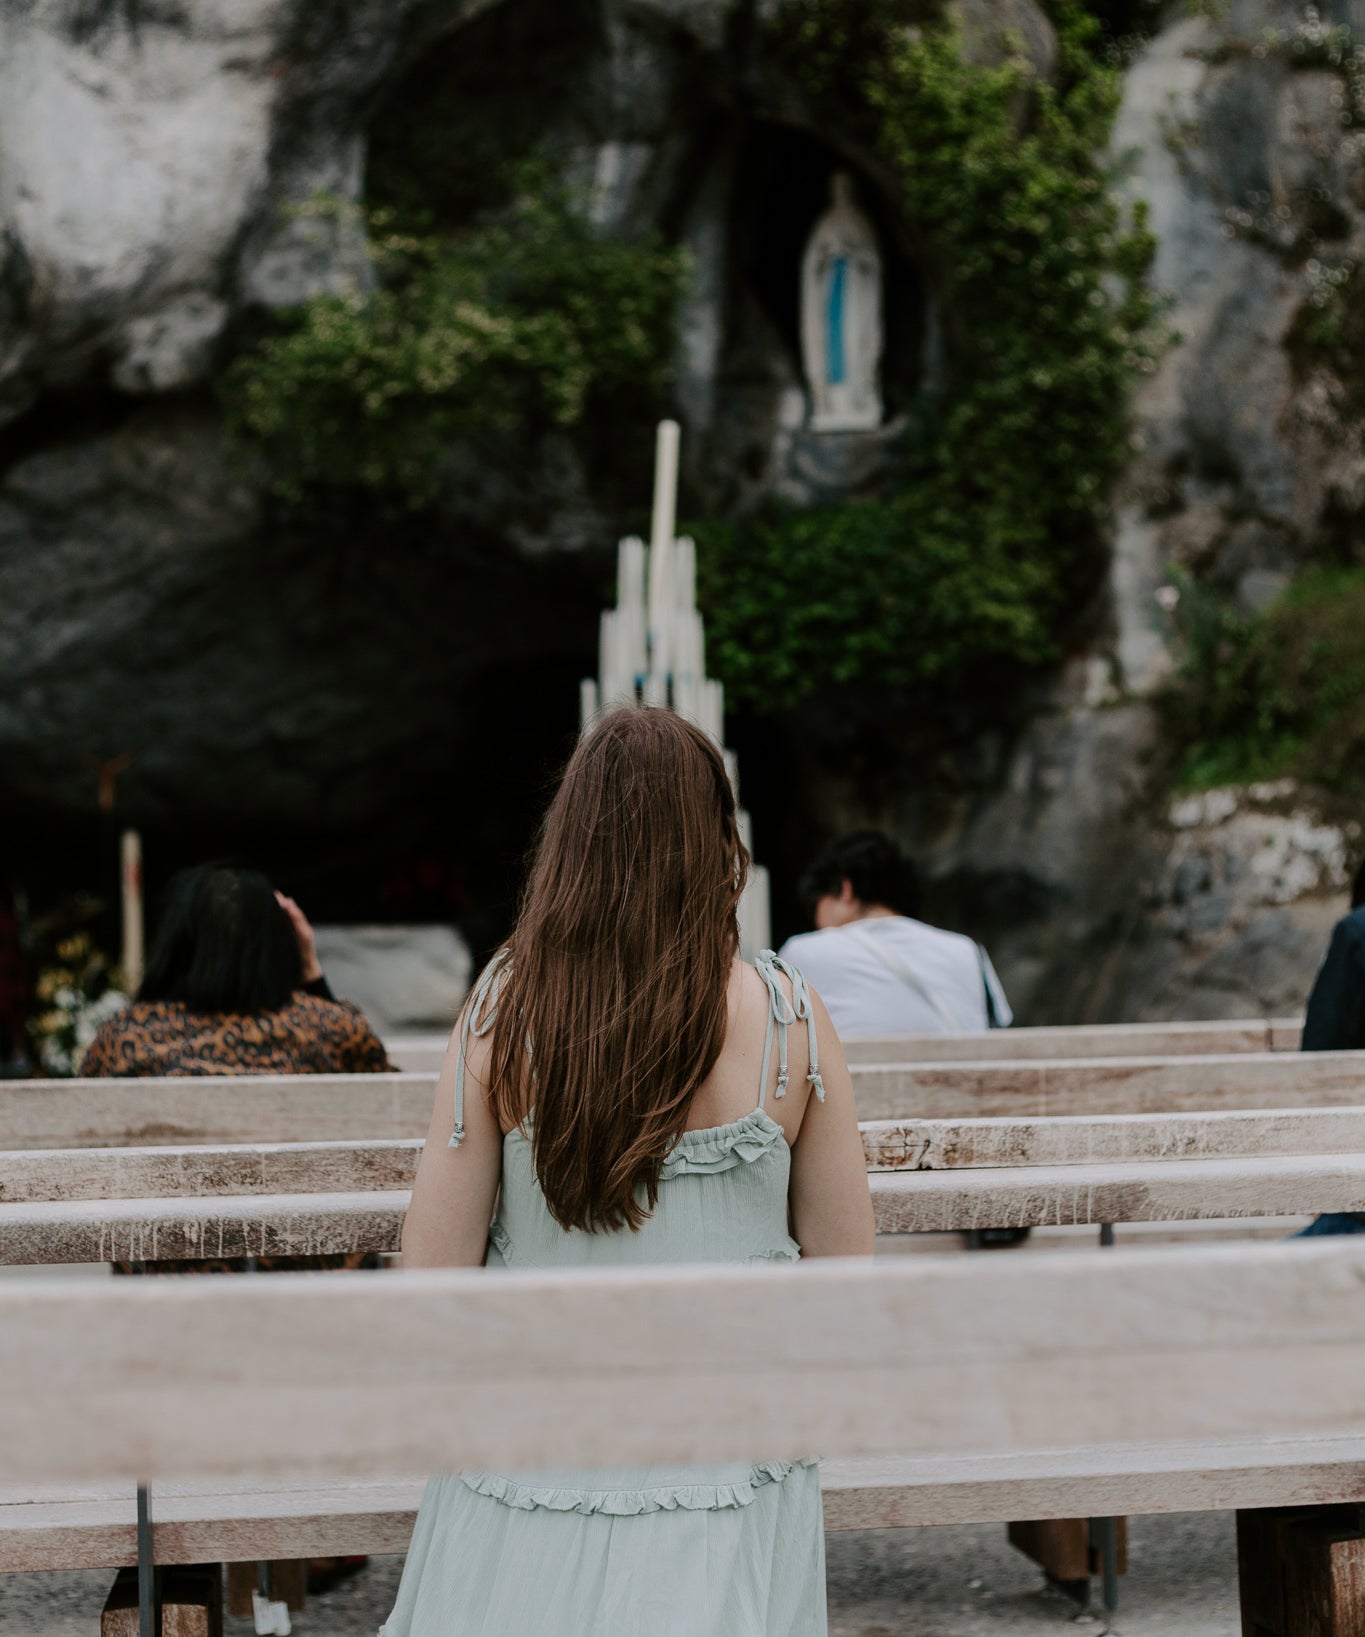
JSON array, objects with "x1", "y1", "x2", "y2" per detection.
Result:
[
  {"x1": 459, "y1": 1458, "x2": 816, "y2": 1517},
  {"x1": 660, "y1": 1109, "x2": 787, "y2": 1178}
]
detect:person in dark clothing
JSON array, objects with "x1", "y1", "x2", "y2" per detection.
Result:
[{"x1": 1295, "y1": 854, "x2": 1365, "y2": 1236}]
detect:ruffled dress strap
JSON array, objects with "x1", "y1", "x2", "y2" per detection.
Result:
[
  {"x1": 752, "y1": 950, "x2": 825, "y2": 1110},
  {"x1": 449, "y1": 951, "x2": 509, "y2": 1149}
]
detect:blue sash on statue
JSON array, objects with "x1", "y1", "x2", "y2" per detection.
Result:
[{"x1": 826, "y1": 256, "x2": 848, "y2": 385}]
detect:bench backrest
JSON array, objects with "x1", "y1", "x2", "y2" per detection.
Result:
[
  {"x1": 842, "y1": 1017, "x2": 1303, "y2": 1063},
  {"x1": 7, "y1": 1104, "x2": 1365, "y2": 1197},
  {"x1": 7, "y1": 1100, "x2": 1365, "y2": 1260},
  {"x1": 5, "y1": 1050, "x2": 1364, "y2": 1149},
  {"x1": 3, "y1": 1242, "x2": 1365, "y2": 1488},
  {"x1": 384, "y1": 1018, "x2": 1306, "y2": 1072}
]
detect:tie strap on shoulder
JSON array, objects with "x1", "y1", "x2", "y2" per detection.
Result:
[
  {"x1": 449, "y1": 950, "x2": 509, "y2": 1149},
  {"x1": 753, "y1": 950, "x2": 825, "y2": 1109}
]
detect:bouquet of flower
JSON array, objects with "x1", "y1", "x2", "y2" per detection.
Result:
[{"x1": 29, "y1": 933, "x2": 130, "y2": 1077}]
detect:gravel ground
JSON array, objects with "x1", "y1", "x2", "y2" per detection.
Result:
[{"x1": 0, "y1": 1509, "x2": 1239, "y2": 1635}]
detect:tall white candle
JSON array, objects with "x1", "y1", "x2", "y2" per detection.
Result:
[
  {"x1": 647, "y1": 420, "x2": 681, "y2": 661},
  {"x1": 598, "y1": 610, "x2": 615, "y2": 702},
  {"x1": 120, "y1": 829, "x2": 144, "y2": 994},
  {"x1": 620, "y1": 537, "x2": 646, "y2": 614},
  {"x1": 739, "y1": 864, "x2": 772, "y2": 960},
  {"x1": 673, "y1": 536, "x2": 696, "y2": 613},
  {"x1": 579, "y1": 677, "x2": 599, "y2": 730},
  {"x1": 704, "y1": 679, "x2": 725, "y2": 745},
  {"x1": 625, "y1": 598, "x2": 648, "y2": 683}
]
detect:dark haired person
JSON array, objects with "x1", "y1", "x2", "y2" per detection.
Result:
[
  {"x1": 1296, "y1": 853, "x2": 1365, "y2": 1237},
  {"x1": 777, "y1": 829, "x2": 1011, "y2": 1039},
  {"x1": 82, "y1": 863, "x2": 390, "y2": 1077},
  {"x1": 383, "y1": 708, "x2": 874, "y2": 1637},
  {"x1": 82, "y1": 863, "x2": 391, "y2": 1598}
]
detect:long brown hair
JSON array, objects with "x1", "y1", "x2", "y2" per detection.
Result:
[{"x1": 486, "y1": 707, "x2": 750, "y2": 1233}]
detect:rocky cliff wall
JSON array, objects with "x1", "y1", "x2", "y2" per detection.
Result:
[
  {"x1": 2, "y1": 0, "x2": 1361, "y2": 1017},
  {"x1": 887, "y1": 0, "x2": 1365, "y2": 1021}
]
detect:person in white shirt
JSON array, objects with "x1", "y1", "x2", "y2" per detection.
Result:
[{"x1": 777, "y1": 830, "x2": 1011, "y2": 1040}]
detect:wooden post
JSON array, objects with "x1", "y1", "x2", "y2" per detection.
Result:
[
  {"x1": 1007, "y1": 1517, "x2": 1127, "y2": 1599},
  {"x1": 1237, "y1": 1506, "x2": 1365, "y2": 1636},
  {"x1": 102, "y1": 1564, "x2": 221, "y2": 1637},
  {"x1": 121, "y1": 828, "x2": 144, "y2": 997}
]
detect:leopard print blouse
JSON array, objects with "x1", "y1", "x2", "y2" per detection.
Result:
[
  {"x1": 80, "y1": 991, "x2": 391, "y2": 1077},
  {"x1": 81, "y1": 988, "x2": 393, "y2": 1274}
]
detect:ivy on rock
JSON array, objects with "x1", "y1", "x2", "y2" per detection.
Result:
[
  {"x1": 699, "y1": 0, "x2": 1158, "y2": 709},
  {"x1": 222, "y1": 177, "x2": 687, "y2": 509}
]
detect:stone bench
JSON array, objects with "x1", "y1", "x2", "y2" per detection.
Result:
[
  {"x1": 6, "y1": 1077, "x2": 1365, "y2": 1628},
  {"x1": 5, "y1": 1244, "x2": 1365, "y2": 1632},
  {"x1": 383, "y1": 1017, "x2": 1305, "y2": 1072},
  {"x1": 8, "y1": 1098, "x2": 1365, "y2": 1628},
  {"x1": 4, "y1": 1049, "x2": 1363, "y2": 1150},
  {"x1": 6, "y1": 1118, "x2": 1365, "y2": 1261}
]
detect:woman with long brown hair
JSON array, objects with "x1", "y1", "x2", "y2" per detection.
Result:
[{"x1": 382, "y1": 708, "x2": 875, "y2": 1637}]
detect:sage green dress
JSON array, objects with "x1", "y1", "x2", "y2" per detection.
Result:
[{"x1": 379, "y1": 951, "x2": 828, "y2": 1637}]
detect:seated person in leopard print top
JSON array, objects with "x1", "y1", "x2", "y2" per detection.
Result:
[
  {"x1": 82, "y1": 861, "x2": 391, "y2": 1078},
  {"x1": 85, "y1": 862, "x2": 392, "y2": 1590}
]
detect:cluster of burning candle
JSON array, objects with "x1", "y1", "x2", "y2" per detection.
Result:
[{"x1": 579, "y1": 422, "x2": 771, "y2": 956}]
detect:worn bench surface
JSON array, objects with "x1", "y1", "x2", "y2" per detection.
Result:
[
  {"x1": 2, "y1": 1154, "x2": 1362, "y2": 1261},
  {"x1": 385, "y1": 1018, "x2": 1306, "y2": 1073},
  {"x1": 6, "y1": 1105, "x2": 1365, "y2": 1205},
  {"x1": 5, "y1": 1050, "x2": 1365, "y2": 1148},
  {"x1": 7, "y1": 1093, "x2": 1365, "y2": 1260},
  {"x1": 843, "y1": 1018, "x2": 1303, "y2": 1063},
  {"x1": 4, "y1": 1244, "x2": 1365, "y2": 1489},
  {"x1": 6, "y1": 1434, "x2": 1365, "y2": 1573}
]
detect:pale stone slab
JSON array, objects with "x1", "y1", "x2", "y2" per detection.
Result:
[
  {"x1": 7, "y1": 1435, "x2": 1365, "y2": 1571},
  {"x1": 843, "y1": 1019, "x2": 1291, "y2": 1063},
  {"x1": 5, "y1": 1245, "x2": 1365, "y2": 1485},
  {"x1": 0, "y1": 1190, "x2": 407, "y2": 1264},
  {"x1": 5, "y1": 1049, "x2": 1360, "y2": 1149},
  {"x1": 862, "y1": 1107, "x2": 1365, "y2": 1171},
  {"x1": 869, "y1": 1153, "x2": 1365, "y2": 1231},
  {"x1": 0, "y1": 1140, "x2": 422, "y2": 1204},
  {"x1": 852, "y1": 1051, "x2": 1365, "y2": 1121}
]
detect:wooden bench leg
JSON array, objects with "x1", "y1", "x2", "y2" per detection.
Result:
[
  {"x1": 1238, "y1": 1506, "x2": 1365, "y2": 1636},
  {"x1": 1239, "y1": 1507, "x2": 1294, "y2": 1635},
  {"x1": 1009, "y1": 1518, "x2": 1091, "y2": 1587},
  {"x1": 102, "y1": 1565, "x2": 222, "y2": 1637},
  {"x1": 1008, "y1": 1516, "x2": 1128, "y2": 1604},
  {"x1": 103, "y1": 1565, "x2": 158, "y2": 1637}
]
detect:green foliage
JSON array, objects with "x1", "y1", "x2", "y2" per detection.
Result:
[
  {"x1": 1168, "y1": 569, "x2": 1365, "y2": 801},
  {"x1": 223, "y1": 180, "x2": 687, "y2": 507},
  {"x1": 695, "y1": 495, "x2": 1058, "y2": 702},
  {"x1": 702, "y1": 0, "x2": 1159, "y2": 708},
  {"x1": 1286, "y1": 256, "x2": 1365, "y2": 416}
]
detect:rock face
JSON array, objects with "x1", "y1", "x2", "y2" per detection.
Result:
[
  {"x1": 2, "y1": 0, "x2": 1361, "y2": 1020},
  {"x1": 0, "y1": 407, "x2": 601, "y2": 823},
  {"x1": 902, "y1": 0, "x2": 1365, "y2": 1022},
  {"x1": 0, "y1": 0, "x2": 485, "y2": 419},
  {"x1": 1116, "y1": 783, "x2": 1356, "y2": 1021},
  {"x1": 0, "y1": 0, "x2": 1048, "y2": 823}
]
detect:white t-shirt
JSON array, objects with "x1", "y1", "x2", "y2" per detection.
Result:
[{"x1": 777, "y1": 916, "x2": 1012, "y2": 1039}]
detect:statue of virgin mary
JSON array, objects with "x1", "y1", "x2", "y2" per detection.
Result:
[{"x1": 800, "y1": 172, "x2": 884, "y2": 433}]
